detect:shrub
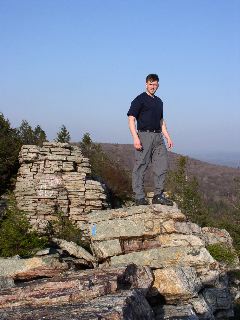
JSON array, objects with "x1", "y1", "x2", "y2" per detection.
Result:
[
  {"x1": 46, "y1": 211, "x2": 89, "y2": 250},
  {"x1": 203, "y1": 215, "x2": 240, "y2": 259},
  {"x1": 0, "y1": 114, "x2": 48, "y2": 195},
  {"x1": 55, "y1": 124, "x2": 71, "y2": 143},
  {"x1": 228, "y1": 269, "x2": 240, "y2": 280},
  {"x1": 79, "y1": 133, "x2": 132, "y2": 207},
  {"x1": 17, "y1": 120, "x2": 47, "y2": 146},
  {"x1": 0, "y1": 113, "x2": 21, "y2": 194},
  {"x1": 0, "y1": 195, "x2": 48, "y2": 257},
  {"x1": 207, "y1": 243, "x2": 237, "y2": 266},
  {"x1": 166, "y1": 156, "x2": 209, "y2": 226}
]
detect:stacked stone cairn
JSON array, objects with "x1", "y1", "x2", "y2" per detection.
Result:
[{"x1": 14, "y1": 142, "x2": 107, "y2": 231}]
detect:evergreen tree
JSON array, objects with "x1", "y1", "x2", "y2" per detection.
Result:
[
  {"x1": 0, "y1": 113, "x2": 21, "y2": 194},
  {"x1": 233, "y1": 177, "x2": 240, "y2": 212},
  {"x1": 17, "y1": 120, "x2": 47, "y2": 146},
  {"x1": 80, "y1": 133, "x2": 132, "y2": 206},
  {"x1": 0, "y1": 115, "x2": 47, "y2": 194},
  {"x1": 166, "y1": 157, "x2": 240, "y2": 257},
  {"x1": 166, "y1": 156, "x2": 208, "y2": 225},
  {"x1": 218, "y1": 178, "x2": 240, "y2": 254},
  {"x1": 17, "y1": 120, "x2": 35, "y2": 144},
  {"x1": 55, "y1": 125, "x2": 70, "y2": 143},
  {"x1": 80, "y1": 132, "x2": 94, "y2": 158},
  {"x1": 0, "y1": 193, "x2": 47, "y2": 257},
  {"x1": 81, "y1": 132, "x2": 92, "y2": 148},
  {"x1": 33, "y1": 125, "x2": 47, "y2": 146}
]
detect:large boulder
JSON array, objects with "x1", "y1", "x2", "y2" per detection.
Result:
[{"x1": 152, "y1": 267, "x2": 202, "y2": 303}]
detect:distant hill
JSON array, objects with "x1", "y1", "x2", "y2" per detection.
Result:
[
  {"x1": 188, "y1": 152, "x2": 240, "y2": 168},
  {"x1": 99, "y1": 143, "x2": 240, "y2": 203}
]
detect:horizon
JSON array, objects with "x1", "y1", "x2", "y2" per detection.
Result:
[
  {"x1": 1, "y1": 0, "x2": 240, "y2": 156},
  {"x1": 96, "y1": 141, "x2": 240, "y2": 168},
  {"x1": 2, "y1": 110, "x2": 240, "y2": 168}
]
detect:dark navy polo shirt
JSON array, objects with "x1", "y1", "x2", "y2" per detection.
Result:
[{"x1": 127, "y1": 92, "x2": 163, "y2": 131}]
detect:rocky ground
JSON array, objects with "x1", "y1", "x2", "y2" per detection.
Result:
[{"x1": 0, "y1": 204, "x2": 239, "y2": 319}]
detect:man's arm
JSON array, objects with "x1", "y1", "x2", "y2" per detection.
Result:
[
  {"x1": 128, "y1": 116, "x2": 142, "y2": 150},
  {"x1": 161, "y1": 119, "x2": 173, "y2": 149}
]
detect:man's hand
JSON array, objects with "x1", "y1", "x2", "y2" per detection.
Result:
[
  {"x1": 161, "y1": 119, "x2": 173, "y2": 150},
  {"x1": 134, "y1": 136, "x2": 142, "y2": 150},
  {"x1": 166, "y1": 138, "x2": 173, "y2": 149},
  {"x1": 128, "y1": 116, "x2": 142, "y2": 150}
]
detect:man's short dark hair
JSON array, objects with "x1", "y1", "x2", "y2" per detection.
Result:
[{"x1": 146, "y1": 74, "x2": 159, "y2": 82}]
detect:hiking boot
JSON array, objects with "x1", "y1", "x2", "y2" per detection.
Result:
[
  {"x1": 152, "y1": 193, "x2": 173, "y2": 206},
  {"x1": 135, "y1": 198, "x2": 149, "y2": 206}
]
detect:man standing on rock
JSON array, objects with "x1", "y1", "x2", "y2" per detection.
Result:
[{"x1": 127, "y1": 74, "x2": 173, "y2": 206}]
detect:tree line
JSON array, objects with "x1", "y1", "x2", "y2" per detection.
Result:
[{"x1": 0, "y1": 113, "x2": 70, "y2": 193}]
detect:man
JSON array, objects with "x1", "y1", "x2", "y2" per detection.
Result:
[{"x1": 127, "y1": 74, "x2": 173, "y2": 206}]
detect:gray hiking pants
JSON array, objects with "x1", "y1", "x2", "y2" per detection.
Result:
[{"x1": 132, "y1": 131, "x2": 168, "y2": 200}]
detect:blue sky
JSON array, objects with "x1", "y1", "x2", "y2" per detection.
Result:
[{"x1": 1, "y1": 0, "x2": 240, "y2": 156}]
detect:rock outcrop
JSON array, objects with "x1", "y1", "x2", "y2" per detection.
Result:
[
  {"x1": 14, "y1": 142, "x2": 108, "y2": 231},
  {"x1": 0, "y1": 264, "x2": 155, "y2": 319},
  {"x1": 2, "y1": 143, "x2": 238, "y2": 319},
  {"x1": 88, "y1": 204, "x2": 236, "y2": 319},
  {"x1": 0, "y1": 204, "x2": 237, "y2": 319}
]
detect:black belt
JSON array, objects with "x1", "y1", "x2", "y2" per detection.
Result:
[{"x1": 138, "y1": 129, "x2": 161, "y2": 133}]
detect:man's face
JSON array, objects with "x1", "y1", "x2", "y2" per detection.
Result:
[{"x1": 146, "y1": 80, "x2": 159, "y2": 96}]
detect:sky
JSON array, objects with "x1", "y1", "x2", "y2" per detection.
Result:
[{"x1": 1, "y1": 0, "x2": 240, "y2": 157}]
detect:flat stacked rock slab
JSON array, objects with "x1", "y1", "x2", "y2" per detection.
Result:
[
  {"x1": 0, "y1": 265, "x2": 155, "y2": 320},
  {"x1": 0, "y1": 256, "x2": 69, "y2": 280},
  {"x1": 88, "y1": 204, "x2": 234, "y2": 319},
  {"x1": 0, "y1": 291, "x2": 154, "y2": 320},
  {"x1": 88, "y1": 205, "x2": 213, "y2": 270},
  {"x1": 14, "y1": 142, "x2": 108, "y2": 232}
]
